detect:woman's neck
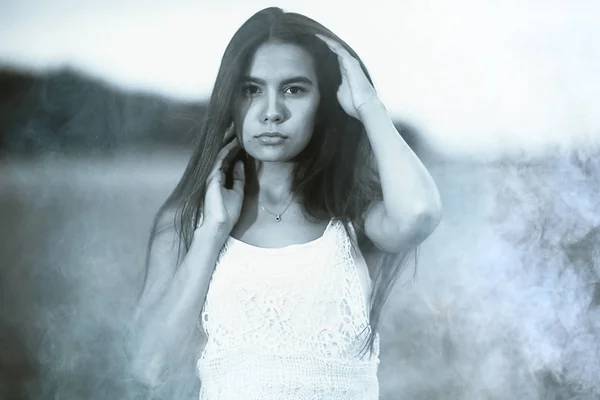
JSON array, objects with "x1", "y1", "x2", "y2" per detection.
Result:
[{"x1": 254, "y1": 160, "x2": 296, "y2": 205}]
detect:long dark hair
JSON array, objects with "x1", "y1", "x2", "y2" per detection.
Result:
[{"x1": 142, "y1": 7, "x2": 418, "y2": 358}]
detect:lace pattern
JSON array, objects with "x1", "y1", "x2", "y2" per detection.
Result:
[{"x1": 197, "y1": 219, "x2": 380, "y2": 399}]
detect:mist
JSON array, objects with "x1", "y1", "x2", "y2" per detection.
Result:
[{"x1": 1, "y1": 2, "x2": 600, "y2": 399}]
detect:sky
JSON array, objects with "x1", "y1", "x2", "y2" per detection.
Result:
[{"x1": 1, "y1": 0, "x2": 599, "y2": 158}]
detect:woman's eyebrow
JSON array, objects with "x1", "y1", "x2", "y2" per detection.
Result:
[{"x1": 241, "y1": 75, "x2": 315, "y2": 86}]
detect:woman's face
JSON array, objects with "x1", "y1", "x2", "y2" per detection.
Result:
[{"x1": 233, "y1": 41, "x2": 321, "y2": 162}]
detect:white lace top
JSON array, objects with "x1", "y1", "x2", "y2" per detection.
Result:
[{"x1": 196, "y1": 219, "x2": 380, "y2": 399}]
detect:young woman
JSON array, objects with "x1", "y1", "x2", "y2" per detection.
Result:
[{"x1": 127, "y1": 7, "x2": 442, "y2": 399}]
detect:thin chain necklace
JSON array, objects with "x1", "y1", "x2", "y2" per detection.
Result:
[{"x1": 258, "y1": 194, "x2": 295, "y2": 222}]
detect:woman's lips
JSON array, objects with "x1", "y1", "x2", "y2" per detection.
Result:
[{"x1": 255, "y1": 131, "x2": 287, "y2": 145}]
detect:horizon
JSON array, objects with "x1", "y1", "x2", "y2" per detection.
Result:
[{"x1": 1, "y1": 0, "x2": 599, "y2": 157}]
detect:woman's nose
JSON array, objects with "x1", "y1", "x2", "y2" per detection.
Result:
[
  {"x1": 264, "y1": 110, "x2": 283, "y2": 123},
  {"x1": 262, "y1": 93, "x2": 284, "y2": 123}
]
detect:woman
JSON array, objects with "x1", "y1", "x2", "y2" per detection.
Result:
[{"x1": 127, "y1": 6, "x2": 442, "y2": 399}]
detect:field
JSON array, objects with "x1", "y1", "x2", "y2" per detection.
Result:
[
  {"x1": 1, "y1": 68, "x2": 599, "y2": 399},
  {"x1": 1, "y1": 146, "x2": 598, "y2": 399}
]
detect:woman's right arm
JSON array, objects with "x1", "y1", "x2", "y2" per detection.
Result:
[
  {"x1": 127, "y1": 130, "x2": 244, "y2": 387},
  {"x1": 126, "y1": 218, "x2": 229, "y2": 388}
]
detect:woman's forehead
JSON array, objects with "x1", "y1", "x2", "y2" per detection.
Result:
[{"x1": 246, "y1": 42, "x2": 317, "y2": 82}]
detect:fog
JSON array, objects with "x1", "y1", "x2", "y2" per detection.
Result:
[{"x1": 2, "y1": 138, "x2": 598, "y2": 399}]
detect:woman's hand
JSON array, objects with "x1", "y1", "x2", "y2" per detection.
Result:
[
  {"x1": 200, "y1": 124, "x2": 245, "y2": 234},
  {"x1": 315, "y1": 34, "x2": 381, "y2": 120}
]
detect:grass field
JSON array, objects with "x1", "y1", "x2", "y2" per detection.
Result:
[{"x1": 1, "y1": 146, "x2": 598, "y2": 399}]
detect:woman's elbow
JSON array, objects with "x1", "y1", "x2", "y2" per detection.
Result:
[
  {"x1": 128, "y1": 350, "x2": 166, "y2": 388},
  {"x1": 123, "y1": 328, "x2": 165, "y2": 388}
]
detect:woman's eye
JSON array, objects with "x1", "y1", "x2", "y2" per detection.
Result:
[
  {"x1": 243, "y1": 85, "x2": 261, "y2": 95},
  {"x1": 285, "y1": 86, "x2": 304, "y2": 95}
]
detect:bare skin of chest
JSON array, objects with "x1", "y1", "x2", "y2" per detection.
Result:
[{"x1": 229, "y1": 197, "x2": 330, "y2": 249}]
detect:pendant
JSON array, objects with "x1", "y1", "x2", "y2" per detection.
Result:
[{"x1": 275, "y1": 215, "x2": 281, "y2": 222}]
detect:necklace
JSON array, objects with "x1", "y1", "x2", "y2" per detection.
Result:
[{"x1": 258, "y1": 194, "x2": 295, "y2": 222}]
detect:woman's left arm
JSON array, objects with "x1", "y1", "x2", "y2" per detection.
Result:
[
  {"x1": 358, "y1": 100, "x2": 442, "y2": 253},
  {"x1": 316, "y1": 34, "x2": 442, "y2": 253}
]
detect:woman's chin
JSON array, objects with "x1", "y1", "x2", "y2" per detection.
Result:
[{"x1": 246, "y1": 148, "x2": 297, "y2": 163}]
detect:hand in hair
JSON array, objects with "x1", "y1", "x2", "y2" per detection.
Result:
[
  {"x1": 315, "y1": 33, "x2": 380, "y2": 120},
  {"x1": 201, "y1": 124, "x2": 245, "y2": 233}
]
